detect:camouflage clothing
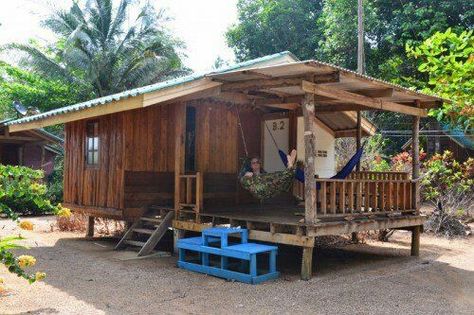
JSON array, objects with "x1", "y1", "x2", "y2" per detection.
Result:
[{"x1": 240, "y1": 168, "x2": 295, "y2": 201}]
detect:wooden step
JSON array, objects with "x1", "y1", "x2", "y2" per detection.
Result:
[
  {"x1": 124, "y1": 240, "x2": 146, "y2": 247},
  {"x1": 141, "y1": 217, "x2": 162, "y2": 224},
  {"x1": 148, "y1": 205, "x2": 174, "y2": 211},
  {"x1": 133, "y1": 228, "x2": 155, "y2": 235}
]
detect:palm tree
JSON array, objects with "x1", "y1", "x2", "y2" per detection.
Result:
[{"x1": 10, "y1": 0, "x2": 188, "y2": 98}]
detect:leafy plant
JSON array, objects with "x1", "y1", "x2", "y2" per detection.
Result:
[
  {"x1": 0, "y1": 165, "x2": 61, "y2": 217},
  {"x1": 0, "y1": 236, "x2": 45, "y2": 284},
  {"x1": 407, "y1": 29, "x2": 474, "y2": 131},
  {"x1": 391, "y1": 150, "x2": 426, "y2": 173},
  {"x1": 370, "y1": 157, "x2": 391, "y2": 172},
  {"x1": 8, "y1": 0, "x2": 188, "y2": 98},
  {"x1": 421, "y1": 151, "x2": 473, "y2": 236},
  {"x1": 0, "y1": 61, "x2": 87, "y2": 121},
  {"x1": 46, "y1": 154, "x2": 64, "y2": 204}
]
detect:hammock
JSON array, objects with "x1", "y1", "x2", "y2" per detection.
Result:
[
  {"x1": 239, "y1": 160, "x2": 295, "y2": 201},
  {"x1": 279, "y1": 143, "x2": 366, "y2": 184},
  {"x1": 235, "y1": 104, "x2": 365, "y2": 200}
]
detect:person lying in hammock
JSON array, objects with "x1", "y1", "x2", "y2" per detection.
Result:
[{"x1": 239, "y1": 150, "x2": 297, "y2": 201}]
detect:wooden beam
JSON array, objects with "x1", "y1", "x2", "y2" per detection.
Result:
[
  {"x1": 313, "y1": 104, "x2": 373, "y2": 112},
  {"x1": 254, "y1": 95, "x2": 303, "y2": 106},
  {"x1": 302, "y1": 93, "x2": 318, "y2": 224},
  {"x1": 143, "y1": 78, "x2": 222, "y2": 107},
  {"x1": 259, "y1": 103, "x2": 299, "y2": 110},
  {"x1": 222, "y1": 78, "x2": 303, "y2": 92},
  {"x1": 241, "y1": 70, "x2": 273, "y2": 79},
  {"x1": 353, "y1": 88, "x2": 394, "y2": 98},
  {"x1": 335, "y1": 128, "x2": 358, "y2": 138},
  {"x1": 302, "y1": 80, "x2": 427, "y2": 116},
  {"x1": 307, "y1": 215, "x2": 427, "y2": 236},
  {"x1": 0, "y1": 135, "x2": 39, "y2": 142},
  {"x1": 9, "y1": 95, "x2": 144, "y2": 132},
  {"x1": 63, "y1": 203, "x2": 123, "y2": 219},
  {"x1": 221, "y1": 73, "x2": 339, "y2": 93}
]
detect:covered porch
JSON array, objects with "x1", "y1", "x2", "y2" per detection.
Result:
[{"x1": 171, "y1": 60, "x2": 444, "y2": 279}]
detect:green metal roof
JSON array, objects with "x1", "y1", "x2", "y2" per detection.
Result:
[{"x1": 5, "y1": 51, "x2": 297, "y2": 127}]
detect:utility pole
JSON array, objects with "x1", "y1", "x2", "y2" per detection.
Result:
[{"x1": 357, "y1": 0, "x2": 365, "y2": 74}]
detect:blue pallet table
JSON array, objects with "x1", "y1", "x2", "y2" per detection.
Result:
[{"x1": 177, "y1": 228, "x2": 279, "y2": 284}]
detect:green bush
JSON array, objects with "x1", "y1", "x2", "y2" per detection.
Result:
[
  {"x1": 421, "y1": 151, "x2": 473, "y2": 236},
  {"x1": 46, "y1": 154, "x2": 64, "y2": 203},
  {"x1": 0, "y1": 164, "x2": 59, "y2": 218}
]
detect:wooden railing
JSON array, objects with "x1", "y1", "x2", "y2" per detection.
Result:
[
  {"x1": 175, "y1": 172, "x2": 203, "y2": 222},
  {"x1": 348, "y1": 171, "x2": 409, "y2": 181},
  {"x1": 315, "y1": 178, "x2": 415, "y2": 217},
  {"x1": 292, "y1": 171, "x2": 416, "y2": 219}
]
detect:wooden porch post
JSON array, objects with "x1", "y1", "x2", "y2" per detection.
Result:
[
  {"x1": 411, "y1": 112, "x2": 421, "y2": 256},
  {"x1": 356, "y1": 111, "x2": 362, "y2": 171},
  {"x1": 173, "y1": 103, "x2": 186, "y2": 251},
  {"x1": 301, "y1": 92, "x2": 317, "y2": 280},
  {"x1": 352, "y1": 111, "x2": 362, "y2": 243},
  {"x1": 18, "y1": 145, "x2": 24, "y2": 166},
  {"x1": 301, "y1": 247, "x2": 314, "y2": 280},
  {"x1": 302, "y1": 93, "x2": 317, "y2": 224},
  {"x1": 174, "y1": 103, "x2": 186, "y2": 212},
  {"x1": 40, "y1": 144, "x2": 46, "y2": 169},
  {"x1": 412, "y1": 114, "x2": 420, "y2": 212},
  {"x1": 86, "y1": 216, "x2": 95, "y2": 238}
]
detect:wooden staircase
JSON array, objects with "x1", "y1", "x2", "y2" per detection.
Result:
[{"x1": 115, "y1": 206, "x2": 174, "y2": 256}]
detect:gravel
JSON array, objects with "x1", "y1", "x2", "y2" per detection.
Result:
[{"x1": 1, "y1": 216, "x2": 473, "y2": 315}]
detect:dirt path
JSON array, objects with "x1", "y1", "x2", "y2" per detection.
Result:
[{"x1": 1, "y1": 216, "x2": 473, "y2": 315}]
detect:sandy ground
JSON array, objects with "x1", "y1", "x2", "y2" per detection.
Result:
[{"x1": 0, "y1": 216, "x2": 473, "y2": 315}]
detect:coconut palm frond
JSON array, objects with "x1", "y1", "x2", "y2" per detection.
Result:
[{"x1": 11, "y1": 0, "x2": 186, "y2": 97}]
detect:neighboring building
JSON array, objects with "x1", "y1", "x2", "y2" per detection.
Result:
[
  {"x1": 0, "y1": 119, "x2": 62, "y2": 176},
  {"x1": 402, "y1": 118, "x2": 473, "y2": 161}
]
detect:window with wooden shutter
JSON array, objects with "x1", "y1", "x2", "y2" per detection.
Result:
[{"x1": 86, "y1": 121, "x2": 99, "y2": 166}]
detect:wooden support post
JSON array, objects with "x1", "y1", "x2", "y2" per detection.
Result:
[
  {"x1": 411, "y1": 225, "x2": 420, "y2": 256},
  {"x1": 40, "y1": 144, "x2": 46, "y2": 169},
  {"x1": 412, "y1": 113, "x2": 420, "y2": 213},
  {"x1": 86, "y1": 216, "x2": 95, "y2": 238},
  {"x1": 289, "y1": 109, "x2": 297, "y2": 150},
  {"x1": 18, "y1": 145, "x2": 24, "y2": 166},
  {"x1": 352, "y1": 111, "x2": 362, "y2": 242},
  {"x1": 301, "y1": 246, "x2": 314, "y2": 280},
  {"x1": 174, "y1": 103, "x2": 186, "y2": 213},
  {"x1": 173, "y1": 229, "x2": 186, "y2": 254},
  {"x1": 356, "y1": 111, "x2": 362, "y2": 171},
  {"x1": 302, "y1": 92, "x2": 318, "y2": 224}
]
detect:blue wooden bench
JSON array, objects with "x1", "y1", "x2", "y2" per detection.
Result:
[{"x1": 177, "y1": 227, "x2": 279, "y2": 284}]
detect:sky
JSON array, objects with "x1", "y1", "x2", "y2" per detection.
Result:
[{"x1": 0, "y1": 0, "x2": 239, "y2": 72}]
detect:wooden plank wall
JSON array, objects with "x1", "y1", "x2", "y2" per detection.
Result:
[
  {"x1": 63, "y1": 104, "x2": 178, "y2": 213},
  {"x1": 194, "y1": 103, "x2": 239, "y2": 173}
]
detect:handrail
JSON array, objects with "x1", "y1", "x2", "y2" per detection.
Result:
[
  {"x1": 176, "y1": 172, "x2": 203, "y2": 222},
  {"x1": 293, "y1": 173, "x2": 416, "y2": 218}
]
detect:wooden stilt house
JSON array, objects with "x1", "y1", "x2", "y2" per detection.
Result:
[{"x1": 5, "y1": 52, "x2": 446, "y2": 279}]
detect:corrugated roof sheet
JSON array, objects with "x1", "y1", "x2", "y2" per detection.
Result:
[
  {"x1": 6, "y1": 50, "x2": 447, "y2": 127},
  {"x1": 5, "y1": 51, "x2": 296, "y2": 126},
  {"x1": 441, "y1": 123, "x2": 474, "y2": 150}
]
